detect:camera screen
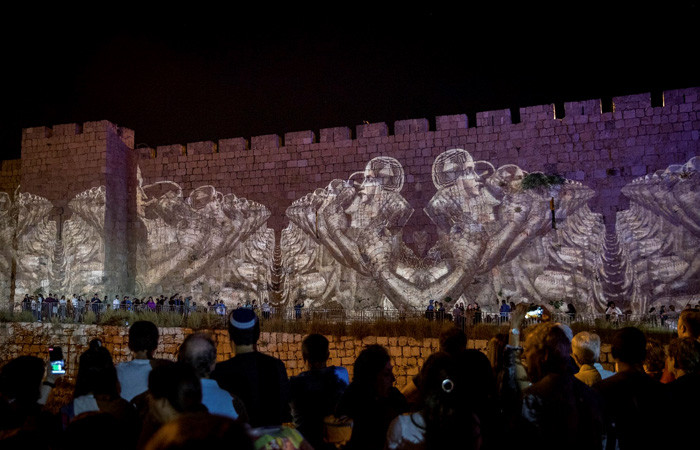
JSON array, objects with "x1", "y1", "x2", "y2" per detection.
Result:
[{"x1": 51, "y1": 360, "x2": 65, "y2": 374}]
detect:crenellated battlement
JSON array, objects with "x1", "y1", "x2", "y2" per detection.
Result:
[
  {"x1": 2, "y1": 86, "x2": 699, "y2": 307},
  {"x1": 125, "y1": 87, "x2": 698, "y2": 159},
  {"x1": 21, "y1": 120, "x2": 135, "y2": 149}
]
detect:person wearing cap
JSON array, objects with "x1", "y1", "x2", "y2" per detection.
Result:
[{"x1": 211, "y1": 308, "x2": 291, "y2": 427}]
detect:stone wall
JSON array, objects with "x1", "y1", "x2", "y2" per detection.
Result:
[
  {"x1": 135, "y1": 88, "x2": 699, "y2": 240},
  {"x1": 0, "y1": 159, "x2": 20, "y2": 195},
  {"x1": 0, "y1": 322, "x2": 616, "y2": 389},
  {"x1": 1, "y1": 87, "x2": 698, "y2": 307}
]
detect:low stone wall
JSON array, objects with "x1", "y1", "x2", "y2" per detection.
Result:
[{"x1": 0, "y1": 323, "x2": 615, "y2": 388}]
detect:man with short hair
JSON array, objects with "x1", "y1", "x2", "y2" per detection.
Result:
[
  {"x1": 594, "y1": 327, "x2": 670, "y2": 450},
  {"x1": 665, "y1": 337, "x2": 700, "y2": 447},
  {"x1": 116, "y1": 320, "x2": 165, "y2": 401},
  {"x1": 178, "y1": 332, "x2": 240, "y2": 420},
  {"x1": 290, "y1": 334, "x2": 349, "y2": 450},
  {"x1": 677, "y1": 309, "x2": 700, "y2": 341},
  {"x1": 211, "y1": 308, "x2": 291, "y2": 427}
]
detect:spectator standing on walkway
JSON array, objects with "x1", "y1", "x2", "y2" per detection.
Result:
[
  {"x1": 499, "y1": 300, "x2": 511, "y2": 323},
  {"x1": 424, "y1": 300, "x2": 435, "y2": 320},
  {"x1": 211, "y1": 308, "x2": 291, "y2": 427}
]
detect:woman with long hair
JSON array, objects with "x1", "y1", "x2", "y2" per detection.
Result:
[{"x1": 386, "y1": 351, "x2": 481, "y2": 450}]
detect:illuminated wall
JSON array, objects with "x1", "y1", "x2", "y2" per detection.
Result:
[{"x1": 1, "y1": 88, "x2": 699, "y2": 312}]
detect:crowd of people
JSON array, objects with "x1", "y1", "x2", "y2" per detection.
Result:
[
  {"x1": 427, "y1": 297, "x2": 700, "y2": 330},
  {"x1": 18, "y1": 292, "x2": 276, "y2": 322},
  {"x1": 1, "y1": 303, "x2": 699, "y2": 449}
]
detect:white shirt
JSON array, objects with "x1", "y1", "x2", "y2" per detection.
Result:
[{"x1": 386, "y1": 412, "x2": 426, "y2": 450}]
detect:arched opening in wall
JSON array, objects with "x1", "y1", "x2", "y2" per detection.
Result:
[
  {"x1": 510, "y1": 107, "x2": 521, "y2": 124},
  {"x1": 601, "y1": 97, "x2": 614, "y2": 113},
  {"x1": 651, "y1": 90, "x2": 664, "y2": 108},
  {"x1": 554, "y1": 102, "x2": 565, "y2": 119}
]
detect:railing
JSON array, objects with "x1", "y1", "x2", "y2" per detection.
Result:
[{"x1": 1, "y1": 301, "x2": 684, "y2": 332}]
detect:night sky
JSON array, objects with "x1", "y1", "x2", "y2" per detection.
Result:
[{"x1": 3, "y1": 3, "x2": 699, "y2": 161}]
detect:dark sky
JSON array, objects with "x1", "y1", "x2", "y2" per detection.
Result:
[{"x1": 3, "y1": 3, "x2": 699, "y2": 161}]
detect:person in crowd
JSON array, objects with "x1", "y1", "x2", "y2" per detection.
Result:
[
  {"x1": 294, "y1": 300, "x2": 303, "y2": 319},
  {"x1": 499, "y1": 304, "x2": 603, "y2": 450},
  {"x1": 424, "y1": 299, "x2": 435, "y2": 320},
  {"x1": 499, "y1": 299, "x2": 511, "y2": 322},
  {"x1": 63, "y1": 411, "x2": 136, "y2": 450},
  {"x1": 571, "y1": 331, "x2": 603, "y2": 386},
  {"x1": 335, "y1": 344, "x2": 407, "y2": 450},
  {"x1": 60, "y1": 341, "x2": 138, "y2": 440},
  {"x1": 0, "y1": 355, "x2": 62, "y2": 448},
  {"x1": 144, "y1": 411, "x2": 255, "y2": 450},
  {"x1": 666, "y1": 337, "x2": 700, "y2": 440},
  {"x1": 452, "y1": 301, "x2": 464, "y2": 328},
  {"x1": 643, "y1": 338, "x2": 667, "y2": 382},
  {"x1": 401, "y1": 327, "x2": 467, "y2": 406},
  {"x1": 290, "y1": 333, "x2": 349, "y2": 450},
  {"x1": 211, "y1": 307, "x2": 291, "y2": 427},
  {"x1": 177, "y1": 332, "x2": 242, "y2": 420},
  {"x1": 135, "y1": 361, "x2": 207, "y2": 449},
  {"x1": 605, "y1": 301, "x2": 622, "y2": 321},
  {"x1": 594, "y1": 327, "x2": 670, "y2": 450},
  {"x1": 58, "y1": 295, "x2": 67, "y2": 319},
  {"x1": 117, "y1": 320, "x2": 167, "y2": 401},
  {"x1": 677, "y1": 309, "x2": 700, "y2": 341},
  {"x1": 659, "y1": 308, "x2": 700, "y2": 383},
  {"x1": 386, "y1": 352, "x2": 481, "y2": 450}
]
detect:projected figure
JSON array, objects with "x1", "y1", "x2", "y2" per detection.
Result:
[
  {"x1": 287, "y1": 149, "x2": 599, "y2": 311},
  {"x1": 135, "y1": 167, "x2": 272, "y2": 301},
  {"x1": 616, "y1": 156, "x2": 700, "y2": 312},
  {"x1": 0, "y1": 192, "x2": 15, "y2": 300}
]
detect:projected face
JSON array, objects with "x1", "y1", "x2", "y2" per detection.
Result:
[
  {"x1": 357, "y1": 157, "x2": 404, "y2": 197},
  {"x1": 345, "y1": 157, "x2": 405, "y2": 228},
  {"x1": 432, "y1": 148, "x2": 480, "y2": 189}
]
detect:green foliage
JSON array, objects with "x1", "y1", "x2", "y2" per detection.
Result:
[
  {"x1": 521, "y1": 172, "x2": 566, "y2": 190},
  {"x1": 1, "y1": 306, "x2": 677, "y2": 344},
  {"x1": 82, "y1": 311, "x2": 97, "y2": 325}
]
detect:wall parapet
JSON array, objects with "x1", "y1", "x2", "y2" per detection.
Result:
[
  {"x1": 21, "y1": 120, "x2": 134, "y2": 149},
  {"x1": 124, "y1": 87, "x2": 700, "y2": 161}
]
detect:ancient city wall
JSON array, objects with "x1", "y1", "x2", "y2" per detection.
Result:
[
  {"x1": 1, "y1": 87, "x2": 698, "y2": 310},
  {"x1": 134, "y1": 88, "x2": 699, "y2": 242},
  {"x1": 0, "y1": 322, "x2": 617, "y2": 389},
  {"x1": 0, "y1": 160, "x2": 20, "y2": 196}
]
